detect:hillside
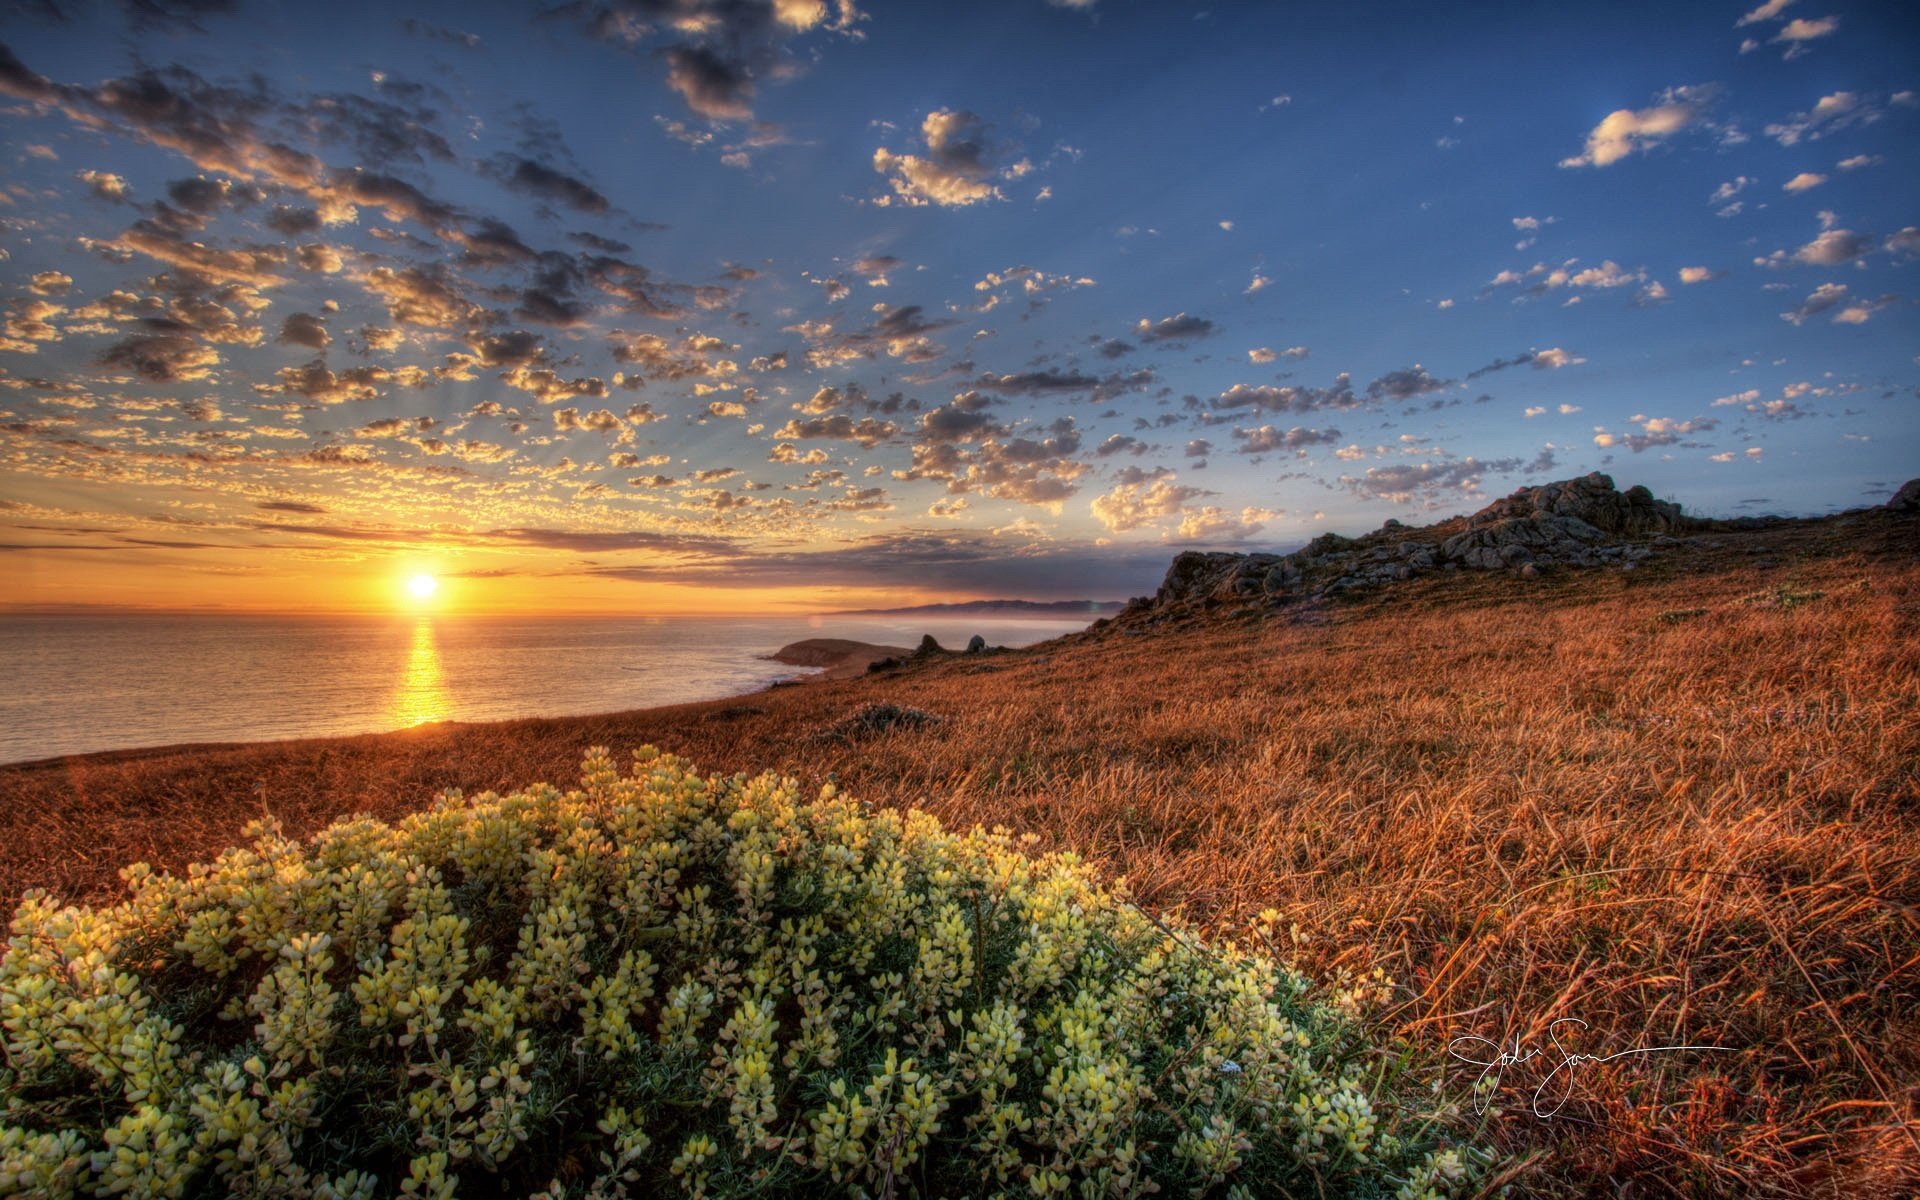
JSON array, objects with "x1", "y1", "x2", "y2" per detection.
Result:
[{"x1": 1, "y1": 477, "x2": 1915, "y2": 1196}]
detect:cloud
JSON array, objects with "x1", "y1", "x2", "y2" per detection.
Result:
[
  {"x1": 663, "y1": 44, "x2": 755, "y2": 121},
  {"x1": 1560, "y1": 84, "x2": 1719, "y2": 168},
  {"x1": 1757, "y1": 227, "x2": 1874, "y2": 268},
  {"x1": 1486, "y1": 258, "x2": 1648, "y2": 296},
  {"x1": 1592, "y1": 414, "x2": 1718, "y2": 453},
  {"x1": 553, "y1": 407, "x2": 627, "y2": 435},
  {"x1": 1765, "y1": 92, "x2": 1871, "y2": 146},
  {"x1": 1829, "y1": 295, "x2": 1894, "y2": 325},
  {"x1": 1365, "y1": 365, "x2": 1451, "y2": 403},
  {"x1": 568, "y1": 0, "x2": 861, "y2": 123},
  {"x1": 1230, "y1": 424, "x2": 1340, "y2": 454},
  {"x1": 1198, "y1": 376, "x2": 1360, "y2": 419},
  {"x1": 1679, "y1": 266, "x2": 1719, "y2": 284},
  {"x1": 1133, "y1": 312, "x2": 1216, "y2": 343},
  {"x1": 99, "y1": 334, "x2": 219, "y2": 382},
  {"x1": 773, "y1": 413, "x2": 899, "y2": 447},
  {"x1": 974, "y1": 369, "x2": 1100, "y2": 395},
  {"x1": 276, "y1": 312, "x2": 330, "y2": 350},
  {"x1": 873, "y1": 110, "x2": 1029, "y2": 207},
  {"x1": 891, "y1": 418, "x2": 1086, "y2": 510},
  {"x1": 915, "y1": 393, "x2": 1007, "y2": 444},
  {"x1": 586, "y1": 528, "x2": 1168, "y2": 599},
  {"x1": 1091, "y1": 477, "x2": 1206, "y2": 532},
  {"x1": 1782, "y1": 171, "x2": 1826, "y2": 193},
  {"x1": 489, "y1": 156, "x2": 610, "y2": 213},
  {"x1": 90, "y1": 0, "x2": 240, "y2": 33},
  {"x1": 1173, "y1": 505, "x2": 1276, "y2": 543},
  {"x1": 1774, "y1": 278, "x2": 1850, "y2": 320},
  {"x1": 1735, "y1": 0, "x2": 1796, "y2": 26},
  {"x1": 1465, "y1": 347, "x2": 1584, "y2": 379},
  {"x1": 502, "y1": 365, "x2": 608, "y2": 405},
  {"x1": 1341, "y1": 457, "x2": 1524, "y2": 504},
  {"x1": 1710, "y1": 177, "x2": 1753, "y2": 204},
  {"x1": 1771, "y1": 15, "x2": 1837, "y2": 57},
  {"x1": 75, "y1": 169, "x2": 132, "y2": 201},
  {"x1": 1248, "y1": 345, "x2": 1307, "y2": 364},
  {"x1": 787, "y1": 305, "x2": 954, "y2": 366},
  {"x1": 974, "y1": 367, "x2": 1151, "y2": 402},
  {"x1": 261, "y1": 359, "x2": 394, "y2": 404},
  {"x1": 111, "y1": 221, "x2": 288, "y2": 287},
  {"x1": 363, "y1": 266, "x2": 481, "y2": 329}
]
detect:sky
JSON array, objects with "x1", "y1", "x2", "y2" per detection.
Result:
[{"x1": 0, "y1": 0, "x2": 1915, "y2": 614}]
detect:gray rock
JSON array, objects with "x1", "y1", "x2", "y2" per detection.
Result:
[
  {"x1": 1888, "y1": 478, "x2": 1920, "y2": 512},
  {"x1": 965, "y1": 634, "x2": 986, "y2": 653},
  {"x1": 1114, "y1": 473, "x2": 1695, "y2": 625}
]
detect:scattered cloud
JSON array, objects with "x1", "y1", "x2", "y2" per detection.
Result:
[
  {"x1": 1230, "y1": 424, "x2": 1340, "y2": 454},
  {"x1": 1341, "y1": 457, "x2": 1524, "y2": 505},
  {"x1": 1779, "y1": 281, "x2": 1853, "y2": 324},
  {"x1": 1735, "y1": 0, "x2": 1796, "y2": 27},
  {"x1": 1771, "y1": 15, "x2": 1838, "y2": 58},
  {"x1": 1466, "y1": 347, "x2": 1585, "y2": 379},
  {"x1": 1765, "y1": 92, "x2": 1873, "y2": 146},
  {"x1": 1560, "y1": 84, "x2": 1719, "y2": 168},
  {"x1": 1134, "y1": 313, "x2": 1217, "y2": 344},
  {"x1": 872, "y1": 110, "x2": 1029, "y2": 208}
]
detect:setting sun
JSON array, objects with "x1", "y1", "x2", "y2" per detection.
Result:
[{"x1": 407, "y1": 574, "x2": 439, "y2": 603}]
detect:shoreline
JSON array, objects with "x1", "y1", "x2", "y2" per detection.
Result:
[
  {"x1": 0, "y1": 618, "x2": 1098, "y2": 768},
  {"x1": 0, "y1": 635, "x2": 993, "y2": 771}
]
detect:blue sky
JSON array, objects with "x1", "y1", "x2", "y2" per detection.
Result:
[{"x1": 0, "y1": 0, "x2": 1915, "y2": 609}]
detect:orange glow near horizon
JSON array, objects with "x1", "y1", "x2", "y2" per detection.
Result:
[{"x1": 0, "y1": 542, "x2": 985, "y2": 616}]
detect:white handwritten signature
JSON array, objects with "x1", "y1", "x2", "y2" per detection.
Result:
[{"x1": 1448, "y1": 1018, "x2": 1736, "y2": 1119}]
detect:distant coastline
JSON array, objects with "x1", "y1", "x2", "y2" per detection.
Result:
[{"x1": 825, "y1": 599, "x2": 1126, "y2": 618}]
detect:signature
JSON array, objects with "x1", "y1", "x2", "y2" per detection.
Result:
[{"x1": 1449, "y1": 1018, "x2": 1735, "y2": 1119}]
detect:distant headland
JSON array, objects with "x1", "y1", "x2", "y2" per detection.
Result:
[{"x1": 823, "y1": 599, "x2": 1126, "y2": 617}]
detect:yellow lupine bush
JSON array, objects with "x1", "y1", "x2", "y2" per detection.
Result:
[{"x1": 1, "y1": 748, "x2": 1483, "y2": 1198}]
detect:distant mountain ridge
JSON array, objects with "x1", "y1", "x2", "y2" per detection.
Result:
[{"x1": 826, "y1": 599, "x2": 1126, "y2": 617}]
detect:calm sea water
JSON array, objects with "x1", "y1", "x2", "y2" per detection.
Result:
[{"x1": 0, "y1": 613, "x2": 1095, "y2": 765}]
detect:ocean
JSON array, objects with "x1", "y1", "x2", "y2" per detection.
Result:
[{"x1": 0, "y1": 612, "x2": 1096, "y2": 765}]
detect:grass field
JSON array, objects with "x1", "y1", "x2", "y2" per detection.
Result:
[{"x1": 4, "y1": 511, "x2": 1915, "y2": 1196}]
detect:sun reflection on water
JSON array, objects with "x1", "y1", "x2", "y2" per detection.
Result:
[{"x1": 392, "y1": 618, "x2": 450, "y2": 727}]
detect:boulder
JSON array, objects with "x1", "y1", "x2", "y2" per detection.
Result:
[
  {"x1": 1888, "y1": 479, "x2": 1920, "y2": 513},
  {"x1": 965, "y1": 634, "x2": 987, "y2": 653}
]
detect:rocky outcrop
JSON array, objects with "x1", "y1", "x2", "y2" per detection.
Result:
[
  {"x1": 1437, "y1": 474, "x2": 1690, "y2": 571},
  {"x1": 1112, "y1": 473, "x2": 1701, "y2": 624},
  {"x1": 1888, "y1": 478, "x2": 1920, "y2": 513}
]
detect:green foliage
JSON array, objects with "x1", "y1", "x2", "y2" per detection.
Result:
[{"x1": 2, "y1": 749, "x2": 1478, "y2": 1198}]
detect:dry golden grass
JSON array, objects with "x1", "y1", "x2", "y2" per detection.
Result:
[{"x1": 3, "y1": 513, "x2": 1916, "y2": 1196}]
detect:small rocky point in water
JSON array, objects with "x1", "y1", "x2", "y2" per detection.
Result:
[{"x1": 1105, "y1": 472, "x2": 1917, "y2": 626}]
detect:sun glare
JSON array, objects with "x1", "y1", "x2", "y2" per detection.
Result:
[{"x1": 407, "y1": 574, "x2": 439, "y2": 604}]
